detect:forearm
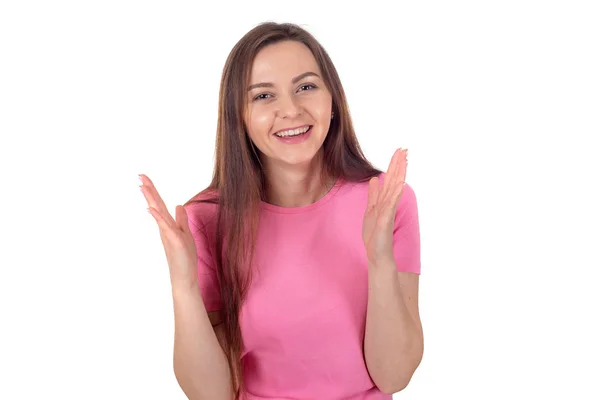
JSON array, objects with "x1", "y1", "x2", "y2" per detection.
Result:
[
  {"x1": 364, "y1": 263, "x2": 423, "y2": 394},
  {"x1": 172, "y1": 285, "x2": 233, "y2": 400}
]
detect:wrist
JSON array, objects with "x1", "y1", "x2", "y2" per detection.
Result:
[
  {"x1": 368, "y1": 257, "x2": 396, "y2": 271},
  {"x1": 171, "y1": 279, "x2": 200, "y2": 297}
]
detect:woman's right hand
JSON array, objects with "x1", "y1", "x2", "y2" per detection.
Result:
[{"x1": 139, "y1": 174, "x2": 198, "y2": 291}]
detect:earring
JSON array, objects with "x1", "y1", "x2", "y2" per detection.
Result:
[{"x1": 331, "y1": 112, "x2": 334, "y2": 119}]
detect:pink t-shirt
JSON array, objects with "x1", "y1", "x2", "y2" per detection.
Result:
[{"x1": 185, "y1": 172, "x2": 421, "y2": 400}]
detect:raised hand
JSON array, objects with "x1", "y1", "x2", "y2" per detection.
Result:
[
  {"x1": 139, "y1": 174, "x2": 198, "y2": 290},
  {"x1": 362, "y1": 148, "x2": 408, "y2": 267}
]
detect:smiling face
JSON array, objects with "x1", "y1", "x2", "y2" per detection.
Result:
[{"x1": 244, "y1": 40, "x2": 333, "y2": 169}]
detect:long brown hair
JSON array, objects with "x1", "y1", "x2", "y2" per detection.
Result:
[{"x1": 184, "y1": 22, "x2": 381, "y2": 399}]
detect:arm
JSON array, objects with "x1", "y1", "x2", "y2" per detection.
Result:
[
  {"x1": 139, "y1": 175, "x2": 231, "y2": 399},
  {"x1": 361, "y1": 159, "x2": 423, "y2": 394},
  {"x1": 172, "y1": 284, "x2": 233, "y2": 400},
  {"x1": 364, "y1": 266, "x2": 423, "y2": 394}
]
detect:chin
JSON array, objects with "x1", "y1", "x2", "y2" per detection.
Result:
[
  {"x1": 278, "y1": 153, "x2": 318, "y2": 167},
  {"x1": 264, "y1": 132, "x2": 327, "y2": 167}
]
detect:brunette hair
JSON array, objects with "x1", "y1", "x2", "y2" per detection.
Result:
[{"x1": 184, "y1": 21, "x2": 381, "y2": 399}]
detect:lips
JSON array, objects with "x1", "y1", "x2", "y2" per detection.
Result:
[
  {"x1": 273, "y1": 125, "x2": 312, "y2": 136},
  {"x1": 273, "y1": 125, "x2": 313, "y2": 144}
]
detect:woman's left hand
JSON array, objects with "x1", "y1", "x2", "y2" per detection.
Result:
[{"x1": 362, "y1": 148, "x2": 408, "y2": 267}]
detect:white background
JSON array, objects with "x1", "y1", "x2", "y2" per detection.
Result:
[{"x1": 1, "y1": 1, "x2": 599, "y2": 399}]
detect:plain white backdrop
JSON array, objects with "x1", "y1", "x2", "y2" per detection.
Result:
[{"x1": 1, "y1": 1, "x2": 599, "y2": 399}]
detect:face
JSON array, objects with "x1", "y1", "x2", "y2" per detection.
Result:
[{"x1": 244, "y1": 40, "x2": 333, "y2": 169}]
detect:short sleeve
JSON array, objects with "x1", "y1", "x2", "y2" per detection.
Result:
[
  {"x1": 392, "y1": 182, "x2": 422, "y2": 274},
  {"x1": 186, "y1": 209, "x2": 222, "y2": 311}
]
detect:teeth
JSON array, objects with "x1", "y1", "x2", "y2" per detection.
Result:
[{"x1": 275, "y1": 126, "x2": 310, "y2": 137}]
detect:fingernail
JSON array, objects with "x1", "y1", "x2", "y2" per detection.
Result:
[{"x1": 138, "y1": 174, "x2": 143, "y2": 184}]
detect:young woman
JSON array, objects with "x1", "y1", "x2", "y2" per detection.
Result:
[{"x1": 140, "y1": 22, "x2": 423, "y2": 400}]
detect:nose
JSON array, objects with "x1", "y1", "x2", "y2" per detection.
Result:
[{"x1": 277, "y1": 94, "x2": 302, "y2": 118}]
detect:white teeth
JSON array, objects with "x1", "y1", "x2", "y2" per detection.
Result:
[{"x1": 275, "y1": 126, "x2": 310, "y2": 137}]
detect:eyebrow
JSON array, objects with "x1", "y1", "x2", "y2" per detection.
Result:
[{"x1": 247, "y1": 72, "x2": 321, "y2": 91}]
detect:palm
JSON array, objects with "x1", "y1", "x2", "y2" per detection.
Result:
[
  {"x1": 362, "y1": 148, "x2": 408, "y2": 265},
  {"x1": 139, "y1": 174, "x2": 199, "y2": 288}
]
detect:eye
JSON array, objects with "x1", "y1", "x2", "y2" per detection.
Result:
[
  {"x1": 253, "y1": 93, "x2": 272, "y2": 101},
  {"x1": 299, "y1": 84, "x2": 317, "y2": 92},
  {"x1": 252, "y1": 84, "x2": 316, "y2": 101}
]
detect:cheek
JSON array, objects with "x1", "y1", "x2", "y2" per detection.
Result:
[
  {"x1": 247, "y1": 107, "x2": 273, "y2": 139},
  {"x1": 306, "y1": 94, "x2": 332, "y2": 123}
]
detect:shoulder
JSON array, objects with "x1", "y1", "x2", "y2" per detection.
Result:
[{"x1": 184, "y1": 188, "x2": 219, "y2": 233}]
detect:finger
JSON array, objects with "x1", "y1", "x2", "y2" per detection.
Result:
[
  {"x1": 147, "y1": 206, "x2": 177, "y2": 240},
  {"x1": 366, "y1": 176, "x2": 379, "y2": 213},
  {"x1": 176, "y1": 205, "x2": 191, "y2": 235},
  {"x1": 382, "y1": 148, "x2": 401, "y2": 200},
  {"x1": 394, "y1": 148, "x2": 407, "y2": 188},
  {"x1": 139, "y1": 174, "x2": 170, "y2": 215},
  {"x1": 391, "y1": 177, "x2": 405, "y2": 205},
  {"x1": 391, "y1": 150, "x2": 408, "y2": 204},
  {"x1": 140, "y1": 185, "x2": 177, "y2": 231},
  {"x1": 139, "y1": 174, "x2": 176, "y2": 229}
]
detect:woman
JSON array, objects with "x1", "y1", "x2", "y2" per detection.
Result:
[{"x1": 139, "y1": 22, "x2": 423, "y2": 400}]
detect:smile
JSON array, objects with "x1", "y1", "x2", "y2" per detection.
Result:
[{"x1": 274, "y1": 125, "x2": 312, "y2": 138}]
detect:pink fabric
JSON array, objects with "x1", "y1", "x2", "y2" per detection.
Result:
[{"x1": 185, "y1": 172, "x2": 421, "y2": 400}]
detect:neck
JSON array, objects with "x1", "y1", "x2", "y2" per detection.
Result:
[{"x1": 262, "y1": 151, "x2": 334, "y2": 208}]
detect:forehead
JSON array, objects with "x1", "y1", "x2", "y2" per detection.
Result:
[{"x1": 249, "y1": 40, "x2": 320, "y2": 82}]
